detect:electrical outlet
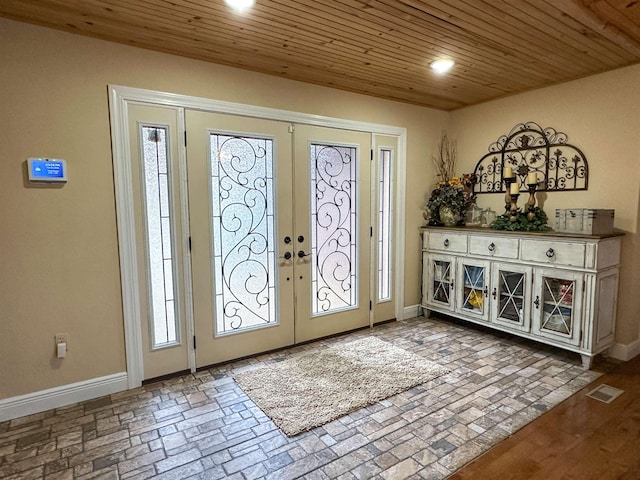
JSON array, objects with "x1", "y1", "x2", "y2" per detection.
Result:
[{"x1": 55, "y1": 333, "x2": 68, "y2": 345}]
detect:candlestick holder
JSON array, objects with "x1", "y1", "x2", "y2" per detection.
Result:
[
  {"x1": 509, "y1": 194, "x2": 520, "y2": 222},
  {"x1": 504, "y1": 177, "x2": 515, "y2": 214},
  {"x1": 526, "y1": 182, "x2": 538, "y2": 221}
]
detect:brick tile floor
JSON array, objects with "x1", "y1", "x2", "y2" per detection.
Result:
[{"x1": 0, "y1": 316, "x2": 609, "y2": 479}]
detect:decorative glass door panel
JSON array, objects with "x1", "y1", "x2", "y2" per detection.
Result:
[
  {"x1": 491, "y1": 264, "x2": 531, "y2": 331},
  {"x1": 310, "y1": 143, "x2": 357, "y2": 314},
  {"x1": 142, "y1": 126, "x2": 179, "y2": 347},
  {"x1": 457, "y1": 259, "x2": 490, "y2": 320},
  {"x1": 426, "y1": 254, "x2": 454, "y2": 310},
  {"x1": 377, "y1": 147, "x2": 392, "y2": 302},
  {"x1": 532, "y1": 268, "x2": 583, "y2": 346},
  {"x1": 371, "y1": 135, "x2": 398, "y2": 324},
  {"x1": 210, "y1": 134, "x2": 277, "y2": 334}
]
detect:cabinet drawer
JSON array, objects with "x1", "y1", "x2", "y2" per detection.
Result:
[
  {"x1": 426, "y1": 232, "x2": 467, "y2": 253},
  {"x1": 469, "y1": 236, "x2": 519, "y2": 259},
  {"x1": 520, "y1": 240, "x2": 585, "y2": 267}
]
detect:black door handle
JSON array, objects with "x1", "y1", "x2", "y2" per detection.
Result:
[
  {"x1": 298, "y1": 250, "x2": 311, "y2": 258},
  {"x1": 283, "y1": 251, "x2": 292, "y2": 260}
]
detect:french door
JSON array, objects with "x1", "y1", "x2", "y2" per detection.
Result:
[
  {"x1": 186, "y1": 112, "x2": 372, "y2": 365},
  {"x1": 125, "y1": 101, "x2": 396, "y2": 378}
]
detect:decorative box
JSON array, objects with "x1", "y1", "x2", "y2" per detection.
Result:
[{"x1": 555, "y1": 208, "x2": 614, "y2": 235}]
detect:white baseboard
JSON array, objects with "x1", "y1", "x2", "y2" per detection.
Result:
[
  {"x1": 402, "y1": 304, "x2": 423, "y2": 320},
  {"x1": 608, "y1": 339, "x2": 640, "y2": 362},
  {"x1": 0, "y1": 372, "x2": 129, "y2": 422}
]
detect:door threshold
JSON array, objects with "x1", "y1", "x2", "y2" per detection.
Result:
[
  {"x1": 196, "y1": 318, "x2": 397, "y2": 372},
  {"x1": 142, "y1": 369, "x2": 192, "y2": 386}
]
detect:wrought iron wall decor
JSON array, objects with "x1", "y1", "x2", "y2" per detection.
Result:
[{"x1": 472, "y1": 122, "x2": 589, "y2": 194}]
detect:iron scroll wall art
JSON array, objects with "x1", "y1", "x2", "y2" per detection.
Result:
[{"x1": 471, "y1": 122, "x2": 589, "y2": 194}]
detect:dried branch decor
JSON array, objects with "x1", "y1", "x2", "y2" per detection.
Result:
[{"x1": 433, "y1": 131, "x2": 457, "y2": 182}]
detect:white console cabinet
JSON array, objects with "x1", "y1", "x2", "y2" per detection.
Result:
[{"x1": 421, "y1": 227, "x2": 623, "y2": 368}]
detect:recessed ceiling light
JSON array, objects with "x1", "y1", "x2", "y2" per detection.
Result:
[
  {"x1": 430, "y1": 59, "x2": 455, "y2": 74},
  {"x1": 225, "y1": 0, "x2": 255, "y2": 11}
]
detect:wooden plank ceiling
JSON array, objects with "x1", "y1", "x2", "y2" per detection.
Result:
[{"x1": 2, "y1": 0, "x2": 640, "y2": 110}]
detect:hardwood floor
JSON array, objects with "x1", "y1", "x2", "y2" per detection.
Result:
[{"x1": 449, "y1": 353, "x2": 640, "y2": 480}]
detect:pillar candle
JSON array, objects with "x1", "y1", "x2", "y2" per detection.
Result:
[
  {"x1": 510, "y1": 182, "x2": 520, "y2": 195},
  {"x1": 527, "y1": 172, "x2": 537, "y2": 184},
  {"x1": 504, "y1": 166, "x2": 513, "y2": 178}
]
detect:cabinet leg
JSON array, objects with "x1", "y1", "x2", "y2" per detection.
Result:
[
  {"x1": 580, "y1": 354, "x2": 593, "y2": 369},
  {"x1": 422, "y1": 307, "x2": 431, "y2": 318}
]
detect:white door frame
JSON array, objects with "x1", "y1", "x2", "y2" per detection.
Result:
[{"x1": 108, "y1": 84, "x2": 407, "y2": 389}]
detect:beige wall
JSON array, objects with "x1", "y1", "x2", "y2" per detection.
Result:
[
  {"x1": 449, "y1": 65, "x2": 640, "y2": 346},
  {"x1": 0, "y1": 18, "x2": 447, "y2": 399}
]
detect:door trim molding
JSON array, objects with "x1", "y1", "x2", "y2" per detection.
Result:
[
  {"x1": 108, "y1": 84, "x2": 407, "y2": 389},
  {"x1": 109, "y1": 87, "x2": 144, "y2": 388}
]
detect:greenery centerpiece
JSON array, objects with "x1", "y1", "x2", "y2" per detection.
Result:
[{"x1": 491, "y1": 207, "x2": 551, "y2": 231}]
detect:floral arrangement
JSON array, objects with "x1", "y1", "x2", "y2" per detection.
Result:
[
  {"x1": 425, "y1": 132, "x2": 477, "y2": 226},
  {"x1": 424, "y1": 174, "x2": 477, "y2": 226}
]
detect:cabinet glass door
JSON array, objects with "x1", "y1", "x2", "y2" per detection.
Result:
[
  {"x1": 457, "y1": 259, "x2": 490, "y2": 320},
  {"x1": 491, "y1": 264, "x2": 531, "y2": 331},
  {"x1": 426, "y1": 254, "x2": 454, "y2": 309},
  {"x1": 533, "y1": 269, "x2": 583, "y2": 346}
]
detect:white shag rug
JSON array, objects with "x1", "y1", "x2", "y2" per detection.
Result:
[{"x1": 233, "y1": 336, "x2": 449, "y2": 436}]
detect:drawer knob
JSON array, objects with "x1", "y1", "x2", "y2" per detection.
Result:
[
  {"x1": 443, "y1": 238, "x2": 450, "y2": 247},
  {"x1": 546, "y1": 248, "x2": 555, "y2": 258},
  {"x1": 488, "y1": 242, "x2": 496, "y2": 252}
]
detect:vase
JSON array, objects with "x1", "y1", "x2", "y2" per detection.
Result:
[{"x1": 439, "y1": 205, "x2": 460, "y2": 226}]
